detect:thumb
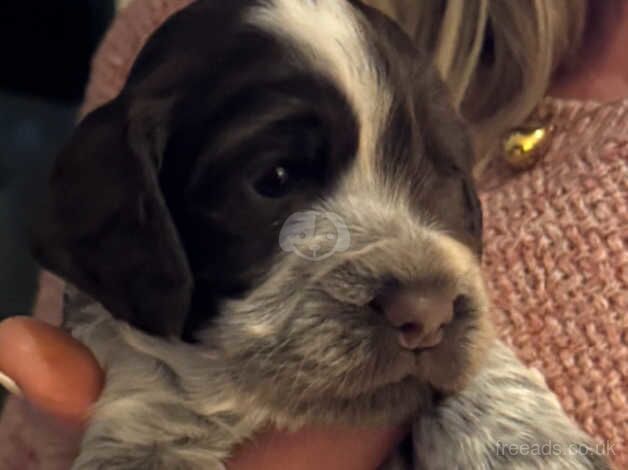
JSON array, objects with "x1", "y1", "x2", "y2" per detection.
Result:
[{"x1": 0, "y1": 317, "x2": 104, "y2": 426}]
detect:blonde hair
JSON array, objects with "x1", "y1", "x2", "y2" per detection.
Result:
[{"x1": 363, "y1": 0, "x2": 587, "y2": 168}]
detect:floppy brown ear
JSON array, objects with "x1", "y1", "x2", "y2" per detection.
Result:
[{"x1": 31, "y1": 97, "x2": 193, "y2": 337}]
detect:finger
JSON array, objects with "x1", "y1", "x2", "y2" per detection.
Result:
[{"x1": 0, "y1": 317, "x2": 104, "y2": 426}]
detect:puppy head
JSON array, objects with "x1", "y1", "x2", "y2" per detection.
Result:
[{"x1": 33, "y1": 0, "x2": 493, "y2": 422}]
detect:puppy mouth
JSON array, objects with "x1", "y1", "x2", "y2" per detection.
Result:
[
  {"x1": 308, "y1": 326, "x2": 472, "y2": 403},
  {"x1": 335, "y1": 294, "x2": 484, "y2": 398}
]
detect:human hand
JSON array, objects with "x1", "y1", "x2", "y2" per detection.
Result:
[
  {"x1": 0, "y1": 316, "x2": 405, "y2": 470},
  {"x1": 0, "y1": 317, "x2": 102, "y2": 469}
]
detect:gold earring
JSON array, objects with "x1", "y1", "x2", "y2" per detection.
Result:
[{"x1": 502, "y1": 124, "x2": 551, "y2": 170}]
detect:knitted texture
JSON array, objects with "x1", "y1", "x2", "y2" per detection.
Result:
[
  {"x1": 78, "y1": 1, "x2": 628, "y2": 467},
  {"x1": 480, "y1": 98, "x2": 628, "y2": 466}
]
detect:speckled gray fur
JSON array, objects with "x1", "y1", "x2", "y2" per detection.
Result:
[{"x1": 65, "y1": 287, "x2": 610, "y2": 470}]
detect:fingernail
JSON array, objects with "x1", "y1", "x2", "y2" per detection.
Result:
[{"x1": 0, "y1": 371, "x2": 22, "y2": 397}]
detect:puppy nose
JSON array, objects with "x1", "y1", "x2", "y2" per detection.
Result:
[{"x1": 374, "y1": 286, "x2": 455, "y2": 350}]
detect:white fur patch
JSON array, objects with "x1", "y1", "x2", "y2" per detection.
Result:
[{"x1": 248, "y1": 0, "x2": 392, "y2": 182}]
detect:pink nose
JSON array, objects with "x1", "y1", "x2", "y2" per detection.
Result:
[{"x1": 375, "y1": 286, "x2": 455, "y2": 350}]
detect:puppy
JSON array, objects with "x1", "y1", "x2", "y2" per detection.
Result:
[{"x1": 32, "y1": 1, "x2": 611, "y2": 469}]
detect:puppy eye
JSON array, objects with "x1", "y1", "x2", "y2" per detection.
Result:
[{"x1": 255, "y1": 164, "x2": 293, "y2": 198}]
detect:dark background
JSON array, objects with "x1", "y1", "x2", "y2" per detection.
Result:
[{"x1": 0, "y1": 1, "x2": 115, "y2": 320}]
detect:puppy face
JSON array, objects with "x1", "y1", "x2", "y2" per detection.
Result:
[{"x1": 34, "y1": 0, "x2": 492, "y2": 423}]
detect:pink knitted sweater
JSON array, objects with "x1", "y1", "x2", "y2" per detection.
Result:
[
  {"x1": 480, "y1": 98, "x2": 627, "y2": 467},
  {"x1": 1, "y1": 0, "x2": 626, "y2": 468}
]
